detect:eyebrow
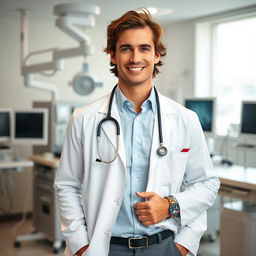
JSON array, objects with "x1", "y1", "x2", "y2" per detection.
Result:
[{"x1": 119, "y1": 44, "x2": 152, "y2": 49}]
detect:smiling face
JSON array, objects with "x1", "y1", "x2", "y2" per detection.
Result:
[{"x1": 110, "y1": 26, "x2": 160, "y2": 90}]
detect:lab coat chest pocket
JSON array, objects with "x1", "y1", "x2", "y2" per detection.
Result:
[{"x1": 161, "y1": 151, "x2": 188, "y2": 191}]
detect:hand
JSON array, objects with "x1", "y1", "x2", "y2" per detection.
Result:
[
  {"x1": 75, "y1": 244, "x2": 89, "y2": 256},
  {"x1": 175, "y1": 243, "x2": 189, "y2": 256},
  {"x1": 134, "y1": 192, "x2": 170, "y2": 226}
]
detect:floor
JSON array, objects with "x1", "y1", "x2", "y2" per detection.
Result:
[
  {"x1": 0, "y1": 219, "x2": 220, "y2": 256},
  {"x1": 0, "y1": 219, "x2": 64, "y2": 256},
  {"x1": 198, "y1": 236, "x2": 220, "y2": 256}
]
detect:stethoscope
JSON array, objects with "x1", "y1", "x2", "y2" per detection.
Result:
[{"x1": 96, "y1": 84, "x2": 167, "y2": 163}]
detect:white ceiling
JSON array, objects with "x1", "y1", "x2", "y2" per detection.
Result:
[{"x1": 1, "y1": 0, "x2": 256, "y2": 25}]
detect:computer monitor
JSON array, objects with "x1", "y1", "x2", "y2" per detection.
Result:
[
  {"x1": 0, "y1": 109, "x2": 12, "y2": 143},
  {"x1": 184, "y1": 98, "x2": 216, "y2": 135},
  {"x1": 11, "y1": 109, "x2": 48, "y2": 145},
  {"x1": 240, "y1": 101, "x2": 256, "y2": 138}
]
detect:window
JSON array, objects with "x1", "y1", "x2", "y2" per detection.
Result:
[{"x1": 213, "y1": 17, "x2": 256, "y2": 135}]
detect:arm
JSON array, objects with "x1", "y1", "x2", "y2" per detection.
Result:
[
  {"x1": 54, "y1": 114, "x2": 89, "y2": 256},
  {"x1": 173, "y1": 112, "x2": 220, "y2": 227}
]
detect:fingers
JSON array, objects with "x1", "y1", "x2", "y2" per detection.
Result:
[
  {"x1": 134, "y1": 202, "x2": 149, "y2": 210},
  {"x1": 135, "y1": 208, "x2": 157, "y2": 226},
  {"x1": 137, "y1": 214, "x2": 159, "y2": 226},
  {"x1": 137, "y1": 214, "x2": 151, "y2": 222},
  {"x1": 136, "y1": 191, "x2": 156, "y2": 199},
  {"x1": 134, "y1": 192, "x2": 169, "y2": 226},
  {"x1": 135, "y1": 209, "x2": 150, "y2": 216}
]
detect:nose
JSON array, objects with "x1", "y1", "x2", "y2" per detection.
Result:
[{"x1": 129, "y1": 49, "x2": 141, "y2": 64}]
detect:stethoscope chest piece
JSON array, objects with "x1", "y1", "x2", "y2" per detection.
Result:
[{"x1": 157, "y1": 145, "x2": 168, "y2": 156}]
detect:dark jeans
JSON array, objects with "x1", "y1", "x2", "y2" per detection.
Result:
[{"x1": 108, "y1": 235, "x2": 182, "y2": 256}]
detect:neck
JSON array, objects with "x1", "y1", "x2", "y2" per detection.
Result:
[{"x1": 118, "y1": 83, "x2": 153, "y2": 113}]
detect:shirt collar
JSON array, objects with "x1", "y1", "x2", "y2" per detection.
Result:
[{"x1": 116, "y1": 85, "x2": 156, "y2": 114}]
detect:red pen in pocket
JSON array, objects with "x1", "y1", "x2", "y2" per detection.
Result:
[{"x1": 181, "y1": 148, "x2": 190, "y2": 152}]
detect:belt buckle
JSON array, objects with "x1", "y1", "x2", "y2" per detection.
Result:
[{"x1": 128, "y1": 236, "x2": 148, "y2": 249}]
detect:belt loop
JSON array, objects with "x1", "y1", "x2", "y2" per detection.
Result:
[{"x1": 157, "y1": 232, "x2": 162, "y2": 244}]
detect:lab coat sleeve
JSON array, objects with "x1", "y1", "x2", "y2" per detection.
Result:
[
  {"x1": 174, "y1": 211, "x2": 207, "y2": 256},
  {"x1": 54, "y1": 114, "x2": 88, "y2": 256},
  {"x1": 173, "y1": 111, "x2": 220, "y2": 255}
]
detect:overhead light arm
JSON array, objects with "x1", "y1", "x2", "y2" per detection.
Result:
[{"x1": 20, "y1": 4, "x2": 101, "y2": 102}]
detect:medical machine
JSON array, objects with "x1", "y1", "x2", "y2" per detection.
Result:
[
  {"x1": 11, "y1": 109, "x2": 48, "y2": 145},
  {"x1": 184, "y1": 98, "x2": 216, "y2": 136},
  {"x1": 0, "y1": 109, "x2": 12, "y2": 161},
  {"x1": 240, "y1": 101, "x2": 256, "y2": 139},
  {"x1": 32, "y1": 101, "x2": 84, "y2": 156},
  {"x1": 0, "y1": 109, "x2": 12, "y2": 144}
]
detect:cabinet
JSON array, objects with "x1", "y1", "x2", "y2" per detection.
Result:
[
  {"x1": 33, "y1": 163, "x2": 62, "y2": 246},
  {"x1": 221, "y1": 201, "x2": 256, "y2": 256},
  {"x1": 14, "y1": 155, "x2": 63, "y2": 253}
]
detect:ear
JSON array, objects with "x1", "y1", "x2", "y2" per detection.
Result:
[
  {"x1": 110, "y1": 51, "x2": 116, "y2": 64},
  {"x1": 154, "y1": 52, "x2": 160, "y2": 64}
]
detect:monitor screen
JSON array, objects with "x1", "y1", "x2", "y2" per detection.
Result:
[
  {"x1": 15, "y1": 113, "x2": 43, "y2": 138},
  {"x1": 12, "y1": 109, "x2": 48, "y2": 145},
  {"x1": 241, "y1": 102, "x2": 256, "y2": 135},
  {"x1": 185, "y1": 98, "x2": 215, "y2": 133},
  {"x1": 0, "y1": 109, "x2": 11, "y2": 142}
]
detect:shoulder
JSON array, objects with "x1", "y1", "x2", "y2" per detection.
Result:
[
  {"x1": 159, "y1": 94, "x2": 198, "y2": 121},
  {"x1": 72, "y1": 94, "x2": 109, "y2": 121}
]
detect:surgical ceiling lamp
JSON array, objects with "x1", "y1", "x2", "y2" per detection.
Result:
[{"x1": 20, "y1": 4, "x2": 102, "y2": 101}]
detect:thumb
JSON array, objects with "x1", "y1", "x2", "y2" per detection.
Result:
[{"x1": 136, "y1": 192, "x2": 155, "y2": 199}]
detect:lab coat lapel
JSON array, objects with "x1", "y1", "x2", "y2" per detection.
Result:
[
  {"x1": 147, "y1": 94, "x2": 175, "y2": 189},
  {"x1": 97, "y1": 94, "x2": 126, "y2": 167}
]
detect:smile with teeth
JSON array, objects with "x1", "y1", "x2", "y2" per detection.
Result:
[{"x1": 128, "y1": 67, "x2": 144, "y2": 71}]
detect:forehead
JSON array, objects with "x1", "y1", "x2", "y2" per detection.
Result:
[{"x1": 116, "y1": 26, "x2": 154, "y2": 46}]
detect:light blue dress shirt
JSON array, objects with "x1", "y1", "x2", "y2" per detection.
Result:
[{"x1": 112, "y1": 86, "x2": 163, "y2": 238}]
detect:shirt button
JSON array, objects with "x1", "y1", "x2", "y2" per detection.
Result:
[
  {"x1": 135, "y1": 136, "x2": 141, "y2": 141},
  {"x1": 134, "y1": 155, "x2": 141, "y2": 160}
]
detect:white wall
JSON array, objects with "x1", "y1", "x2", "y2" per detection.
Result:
[
  {"x1": 159, "y1": 21, "x2": 195, "y2": 103},
  {"x1": 0, "y1": 13, "x2": 117, "y2": 215}
]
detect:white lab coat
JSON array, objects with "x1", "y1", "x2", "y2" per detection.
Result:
[{"x1": 54, "y1": 91, "x2": 220, "y2": 256}]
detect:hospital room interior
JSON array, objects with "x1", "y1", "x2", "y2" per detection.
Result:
[{"x1": 1, "y1": 0, "x2": 256, "y2": 255}]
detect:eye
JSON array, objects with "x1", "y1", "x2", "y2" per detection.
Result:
[
  {"x1": 141, "y1": 46, "x2": 151, "y2": 52},
  {"x1": 120, "y1": 47, "x2": 131, "y2": 53}
]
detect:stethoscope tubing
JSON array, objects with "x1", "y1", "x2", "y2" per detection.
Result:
[{"x1": 96, "y1": 84, "x2": 167, "y2": 163}]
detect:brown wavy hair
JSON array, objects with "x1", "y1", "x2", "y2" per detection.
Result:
[{"x1": 104, "y1": 9, "x2": 167, "y2": 78}]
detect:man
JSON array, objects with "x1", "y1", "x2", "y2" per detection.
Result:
[{"x1": 54, "y1": 9, "x2": 220, "y2": 256}]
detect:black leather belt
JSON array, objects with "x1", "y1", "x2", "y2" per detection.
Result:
[{"x1": 110, "y1": 230, "x2": 173, "y2": 249}]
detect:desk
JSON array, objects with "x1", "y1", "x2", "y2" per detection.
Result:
[
  {"x1": 0, "y1": 159, "x2": 33, "y2": 171},
  {"x1": 214, "y1": 165, "x2": 256, "y2": 256},
  {"x1": 215, "y1": 165, "x2": 256, "y2": 203}
]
